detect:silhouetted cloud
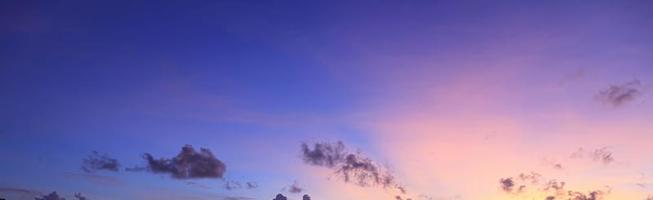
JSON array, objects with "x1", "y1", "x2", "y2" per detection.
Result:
[
  {"x1": 596, "y1": 80, "x2": 642, "y2": 107},
  {"x1": 288, "y1": 182, "x2": 303, "y2": 194},
  {"x1": 302, "y1": 194, "x2": 311, "y2": 200},
  {"x1": 82, "y1": 151, "x2": 120, "y2": 173},
  {"x1": 35, "y1": 192, "x2": 65, "y2": 200},
  {"x1": 272, "y1": 194, "x2": 287, "y2": 200},
  {"x1": 142, "y1": 144, "x2": 226, "y2": 179},
  {"x1": 301, "y1": 141, "x2": 396, "y2": 189}
]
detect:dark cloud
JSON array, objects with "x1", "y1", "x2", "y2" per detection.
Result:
[
  {"x1": 142, "y1": 144, "x2": 226, "y2": 179},
  {"x1": 302, "y1": 194, "x2": 311, "y2": 200},
  {"x1": 272, "y1": 194, "x2": 287, "y2": 200},
  {"x1": 35, "y1": 192, "x2": 65, "y2": 200},
  {"x1": 82, "y1": 151, "x2": 120, "y2": 173},
  {"x1": 596, "y1": 80, "x2": 642, "y2": 107},
  {"x1": 245, "y1": 182, "x2": 258, "y2": 189},
  {"x1": 288, "y1": 182, "x2": 303, "y2": 194},
  {"x1": 498, "y1": 172, "x2": 610, "y2": 200},
  {"x1": 301, "y1": 141, "x2": 397, "y2": 189}
]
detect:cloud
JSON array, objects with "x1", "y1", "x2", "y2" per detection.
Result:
[
  {"x1": 302, "y1": 194, "x2": 311, "y2": 200},
  {"x1": 81, "y1": 151, "x2": 120, "y2": 173},
  {"x1": 142, "y1": 144, "x2": 226, "y2": 179},
  {"x1": 35, "y1": 192, "x2": 65, "y2": 200},
  {"x1": 498, "y1": 172, "x2": 611, "y2": 200},
  {"x1": 301, "y1": 141, "x2": 396, "y2": 188},
  {"x1": 596, "y1": 80, "x2": 642, "y2": 107},
  {"x1": 288, "y1": 182, "x2": 303, "y2": 194}
]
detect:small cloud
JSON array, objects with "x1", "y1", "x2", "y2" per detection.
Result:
[
  {"x1": 81, "y1": 151, "x2": 120, "y2": 173},
  {"x1": 142, "y1": 144, "x2": 226, "y2": 179},
  {"x1": 596, "y1": 80, "x2": 642, "y2": 107}
]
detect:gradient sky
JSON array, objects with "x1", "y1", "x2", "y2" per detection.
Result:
[{"x1": 1, "y1": 1, "x2": 653, "y2": 200}]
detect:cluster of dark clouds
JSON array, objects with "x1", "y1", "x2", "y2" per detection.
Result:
[
  {"x1": 81, "y1": 151, "x2": 120, "y2": 173},
  {"x1": 596, "y1": 79, "x2": 643, "y2": 107},
  {"x1": 499, "y1": 172, "x2": 612, "y2": 200},
  {"x1": 142, "y1": 145, "x2": 227, "y2": 179}
]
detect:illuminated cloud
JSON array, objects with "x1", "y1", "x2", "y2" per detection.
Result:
[
  {"x1": 81, "y1": 151, "x2": 120, "y2": 173},
  {"x1": 596, "y1": 80, "x2": 642, "y2": 107},
  {"x1": 142, "y1": 145, "x2": 226, "y2": 179}
]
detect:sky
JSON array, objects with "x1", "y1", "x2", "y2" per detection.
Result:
[{"x1": 1, "y1": 1, "x2": 653, "y2": 200}]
